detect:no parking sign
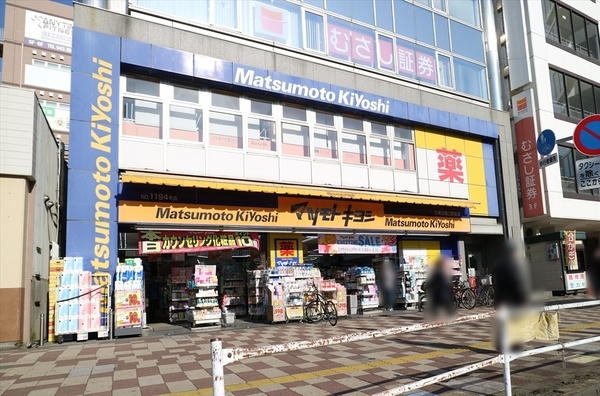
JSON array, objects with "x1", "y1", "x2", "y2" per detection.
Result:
[{"x1": 574, "y1": 115, "x2": 600, "y2": 156}]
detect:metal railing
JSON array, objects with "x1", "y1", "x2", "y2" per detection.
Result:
[{"x1": 210, "y1": 300, "x2": 600, "y2": 396}]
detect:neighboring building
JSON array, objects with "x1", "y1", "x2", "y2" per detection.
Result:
[
  {"x1": 500, "y1": 1, "x2": 600, "y2": 293},
  {"x1": 0, "y1": 86, "x2": 66, "y2": 344},
  {"x1": 0, "y1": 0, "x2": 72, "y2": 148},
  {"x1": 66, "y1": 0, "x2": 520, "y2": 319}
]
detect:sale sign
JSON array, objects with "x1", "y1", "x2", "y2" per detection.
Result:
[
  {"x1": 115, "y1": 308, "x2": 143, "y2": 328},
  {"x1": 318, "y1": 234, "x2": 397, "y2": 254},
  {"x1": 115, "y1": 291, "x2": 142, "y2": 309},
  {"x1": 139, "y1": 231, "x2": 260, "y2": 254}
]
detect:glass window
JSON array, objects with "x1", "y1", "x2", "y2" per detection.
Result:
[
  {"x1": 542, "y1": 0, "x2": 558, "y2": 42},
  {"x1": 282, "y1": 123, "x2": 310, "y2": 157},
  {"x1": 126, "y1": 76, "x2": 160, "y2": 96},
  {"x1": 394, "y1": 142, "x2": 415, "y2": 170},
  {"x1": 327, "y1": 16, "x2": 378, "y2": 67},
  {"x1": 248, "y1": 118, "x2": 276, "y2": 151},
  {"x1": 414, "y1": 0, "x2": 431, "y2": 7},
  {"x1": 415, "y1": 7, "x2": 434, "y2": 46},
  {"x1": 394, "y1": 1, "x2": 415, "y2": 39},
  {"x1": 315, "y1": 110, "x2": 334, "y2": 126},
  {"x1": 595, "y1": 86, "x2": 600, "y2": 116},
  {"x1": 370, "y1": 137, "x2": 391, "y2": 166},
  {"x1": 170, "y1": 105, "x2": 202, "y2": 142},
  {"x1": 437, "y1": 54, "x2": 452, "y2": 88},
  {"x1": 214, "y1": 0, "x2": 237, "y2": 29},
  {"x1": 253, "y1": 0, "x2": 302, "y2": 48},
  {"x1": 122, "y1": 98, "x2": 162, "y2": 139},
  {"x1": 212, "y1": 91, "x2": 240, "y2": 110},
  {"x1": 342, "y1": 133, "x2": 367, "y2": 164},
  {"x1": 33, "y1": 59, "x2": 45, "y2": 67},
  {"x1": 327, "y1": 0, "x2": 374, "y2": 26},
  {"x1": 432, "y1": 0, "x2": 446, "y2": 12},
  {"x1": 565, "y1": 75, "x2": 582, "y2": 119},
  {"x1": 283, "y1": 103, "x2": 306, "y2": 121},
  {"x1": 378, "y1": 34, "x2": 395, "y2": 71},
  {"x1": 174, "y1": 86, "x2": 199, "y2": 103},
  {"x1": 314, "y1": 128, "x2": 338, "y2": 159},
  {"x1": 343, "y1": 115, "x2": 363, "y2": 131},
  {"x1": 304, "y1": 0, "x2": 323, "y2": 7},
  {"x1": 209, "y1": 112, "x2": 242, "y2": 148},
  {"x1": 450, "y1": 21, "x2": 485, "y2": 63},
  {"x1": 435, "y1": 14, "x2": 450, "y2": 51},
  {"x1": 448, "y1": 0, "x2": 480, "y2": 27},
  {"x1": 134, "y1": 0, "x2": 208, "y2": 25},
  {"x1": 375, "y1": 0, "x2": 394, "y2": 31},
  {"x1": 572, "y1": 13, "x2": 588, "y2": 57},
  {"x1": 454, "y1": 58, "x2": 488, "y2": 99},
  {"x1": 587, "y1": 21, "x2": 600, "y2": 59},
  {"x1": 394, "y1": 126, "x2": 412, "y2": 140},
  {"x1": 550, "y1": 69, "x2": 567, "y2": 116},
  {"x1": 305, "y1": 11, "x2": 325, "y2": 52},
  {"x1": 557, "y1": 5, "x2": 573, "y2": 49},
  {"x1": 414, "y1": 44, "x2": 437, "y2": 84},
  {"x1": 371, "y1": 122, "x2": 387, "y2": 135},
  {"x1": 580, "y1": 81, "x2": 595, "y2": 118},
  {"x1": 558, "y1": 145, "x2": 576, "y2": 193},
  {"x1": 250, "y1": 98, "x2": 272, "y2": 115},
  {"x1": 46, "y1": 62, "x2": 60, "y2": 70}
]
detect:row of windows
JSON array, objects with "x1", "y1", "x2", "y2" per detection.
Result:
[
  {"x1": 32, "y1": 59, "x2": 71, "y2": 72},
  {"x1": 131, "y1": 0, "x2": 488, "y2": 99},
  {"x1": 559, "y1": 145, "x2": 600, "y2": 197},
  {"x1": 122, "y1": 76, "x2": 416, "y2": 170},
  {"x1": 543, "y1": 0, "x2": 600, "y2": 60},
  {"x1": 550, "y1": 68, "x2": 600, "y2": 121}
]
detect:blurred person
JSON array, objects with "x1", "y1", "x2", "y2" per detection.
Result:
[
  {"x1": 381, "y1": 258, "x2": 397, "y2": 311},
  {"x1": 588, "y1": 247, "x2": 600, "y2": 299},
  {"x1": 424, "y1": 256, "x2": 454, "y2": 319}
]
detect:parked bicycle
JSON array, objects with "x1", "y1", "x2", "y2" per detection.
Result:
[
  {"x1": 303, "y1": 284, "x2": 338, "y2": 326},
  {"x1": 461, "y1": 275, "x2": 494, "y2": 310}
]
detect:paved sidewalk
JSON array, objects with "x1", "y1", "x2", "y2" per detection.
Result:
[{"x1": 0, "y1": 302, "x2": 599, "y2": 396}]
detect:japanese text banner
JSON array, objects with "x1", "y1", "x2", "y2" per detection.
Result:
[
  {"x1": 138, "y1": 231, "x2": 260, "y2": 254},
  {"x1": 318, "y1": 234, "x2": 397, "y2": 254}
]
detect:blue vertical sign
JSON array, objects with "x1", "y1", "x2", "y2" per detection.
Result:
[{"x1": 66, "y1": 28, "x2": 120, "y2": 287}]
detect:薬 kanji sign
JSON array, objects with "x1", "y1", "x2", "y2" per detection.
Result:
[{"x1": 437, "y1": 148, "x2": 465, "y2": 183}]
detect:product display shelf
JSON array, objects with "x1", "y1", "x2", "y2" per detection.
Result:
[
  {"x1": 398, "y1": 263, "x2": 428, "y2": 308},
  {"x1": 284, "y1": 279, "x2": 304, "y2": 322},
  {"x1": 187, "y1": 265, "x2": 221, "y2": 327},
  {"x1": 247, "y1": 270, "x2": 266, "y2": 318},
  {"x1": 169, "y1": 282, "x2": 190, "y2": 323},
  {"x1": 345, "y1": 267, "x2": 379, "y2": 312}
]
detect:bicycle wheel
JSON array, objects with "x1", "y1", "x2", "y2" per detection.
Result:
[
  {"x1": 325, "y1": 301, "x2": 338, "y2": 326},
  {"x1": 304, "y1": 301, "x2": 323, "y2": 323},
  {"x1": 484, "y1": 287, "x2": 495, "y2": 307},
  {"x1": 461, "y1": 288, "x2": 476, "y2": 310}
]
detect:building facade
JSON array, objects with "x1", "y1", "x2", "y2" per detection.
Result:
[
  {"x1": 0, "y1": 86, "x2": 65, "y2": 344},
  {"x1": 66, "y1": 0, "x2": 520, "y2": 319},
  {"x1": 500, "y1": 0, "x2": 600, "y2": 293},
  {"x1": 0, "y1": 0, "x2": 72, "y2": 147}
]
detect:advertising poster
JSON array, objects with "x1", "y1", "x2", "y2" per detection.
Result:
[
  {"x1": 566, "y1": 272, "x2": 587, "y2": 291},
  {"x1": 115, "y1": 308, "x2": 143, "y2": 328},
  {"x1": 564, "y1": 230, "x2": 578, "y2": 271},
  {"x1": 114, "y1": 290, "x2": 142, "y2": 310},
  {"x1": 274, "y1": 239, "x2": 300, "y2": 266},
  {"x1": 25, "y1": 10, "x2": 73, "y2": 53},
  {"x1": 318, "y1": 234, "x2": 397, "y2": 254},
  {"x1": 138, "y1": 231, "x2": 260, "y2": 254}
]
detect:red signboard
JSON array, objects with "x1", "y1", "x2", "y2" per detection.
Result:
[
  {"x1": 138, "y1": 231, "x2": 260, "y2": 254},
  {"x1": 564, "y1": 230, "x2": 578, "y2": 270},
  {"x1": 513, "y1": 92, "x2": 544, "y2": 218}
]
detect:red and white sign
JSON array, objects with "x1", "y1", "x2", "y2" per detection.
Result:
[
  {"x1": 397, "y1": 45, "x2": 416, "y2": 75},
  {"x1": 378, "y1": 36, "x2": 395, "y2": 71},
  {"x1": 436, "y1": 148, "x2": 464, "y2": 183},
  {"x1": 255, "y1": 3, "x2": 290, "y2": 43},
  {"x1": 564, "y1": 230, "x2": 578, "y2": 270},
  {"x1": 327, "y1": 22, "x2": 375, "y2": 64},
  {"x1": 138, "y1": 231, "x2": 260, "y2": 254},
  {"x1": 416, "y1": 52, "x2": 436, "y2": 81},
  {"x1": 513, "y1": 91, "x2": 544, "y2": 218}
]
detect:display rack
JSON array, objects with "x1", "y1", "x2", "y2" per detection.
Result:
[
  {"x1": 222, "y1": 264, "x2": 247, "y2": 316},
  {"x1": 283, "y1": 278, "x2": 304, "y2": 321},
  {"x1": 247, "y1": 270, "x2": 266, "y2": 318},
  {"x1": 114, "y1": 259, "x2": 144, "y2": 337},
  {"x1": 169, "y1": 267, "x2": 193, "y2": 323},
  {"x1": 187, "y1": 265, "x2": 221, "y2": 326},
  {"x1": 345, "y1": 267, "x2": 379, "y2": 311}
]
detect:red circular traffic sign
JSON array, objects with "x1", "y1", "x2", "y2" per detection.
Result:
[{"x1": 574, "y1": 114, "x2": 600, "y2": 156}]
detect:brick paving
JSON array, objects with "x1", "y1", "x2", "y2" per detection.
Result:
[{"x1": 0, "y1": 302, "x2": 599, "y2": 396}]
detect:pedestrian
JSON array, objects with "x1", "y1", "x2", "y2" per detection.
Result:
[
  {"x1": 381, "y1": 258, "x2": 397, "y2": 311},
  {"x1": 587, "y1": 246, "x2": 600, "y2": 299},
  {"x1": 425, "y1": 256, "x2": 453, "y2": 319}
]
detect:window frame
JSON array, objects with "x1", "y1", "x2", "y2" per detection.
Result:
[
  {"x1": 558, "y1": 144, "x2": 600, "y2": 200},
  {"x1": 549, "y1": 66, "x2": 600, "y2": 123}
]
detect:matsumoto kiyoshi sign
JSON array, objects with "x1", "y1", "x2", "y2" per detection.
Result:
[
  {"x1": 234, "y1": 67, "x2": 390, "y2": 114},
  {"x1": 118, "y1": 197, "x2": 471, "y2": 232}
]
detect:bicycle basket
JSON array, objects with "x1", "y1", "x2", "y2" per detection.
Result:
[{"x1": 481, "y1": 275, "x2": 492, "y2": 286}]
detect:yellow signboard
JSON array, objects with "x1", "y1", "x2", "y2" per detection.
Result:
[{"x1": 118, "y1": 197, "x2": 471, "y2": 233}]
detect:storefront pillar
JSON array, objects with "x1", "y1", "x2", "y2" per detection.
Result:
[{"x1": 458, "y1": 240, "x2": 468, "y2": 279}]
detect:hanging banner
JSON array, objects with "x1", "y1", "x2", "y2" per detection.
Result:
[
  {"x1": 274, "y1": 239, "x2": 300, "y2": 266},
  {"x1": 318, "y1": 234, "x2": 397, "y2": 254},
  {"x1": 138, "y1": 231, "x2": 260, "y2": 254},
  {"x1": 564, "y1": 230, "x2": 578, "y2": 271}
]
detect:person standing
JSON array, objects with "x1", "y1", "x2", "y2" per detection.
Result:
[
  {"x1": 381, "y1": 258, "x2": 397, "y2": 311},
  {"x1": 587, "y1": 247, "x2": 600, "y2": 299},
  {"x1": 425, "y1": 257, "x2": 454, "y2": 318}
]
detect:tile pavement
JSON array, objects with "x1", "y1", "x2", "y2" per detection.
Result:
[{"x1": 0, "y1": 303, "x2": 599, "y2": 395}]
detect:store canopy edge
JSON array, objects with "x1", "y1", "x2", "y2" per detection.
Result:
[{"x1": 121, "y1": 171, "x2": 478, "y2": 208}]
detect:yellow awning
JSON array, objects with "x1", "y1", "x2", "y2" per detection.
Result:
[{"x1": 121, "y1": 171, "x2": 477, "y2": 208}]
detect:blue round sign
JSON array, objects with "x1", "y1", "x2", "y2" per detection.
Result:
[{"x1": 537, "y1": 129, "x2": 556, "y2": 156}]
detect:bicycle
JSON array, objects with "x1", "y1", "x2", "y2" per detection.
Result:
[
  {"x1": 461, "y1": 275, "x2": 494, "y2": 310},
  {"x1": 303, "y1": 284, "x2": 338, "y2": 326}
]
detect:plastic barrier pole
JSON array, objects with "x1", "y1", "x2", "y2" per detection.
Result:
[
  {"x1": 39, "y1": 313, "x2": 45, "y2": 347},
  {"x1": 500, "y1": 308, "x2": 512, "y2": 396},
  {"x1": 211, "y1": 338, "x2": 225, "y2": 396}
]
